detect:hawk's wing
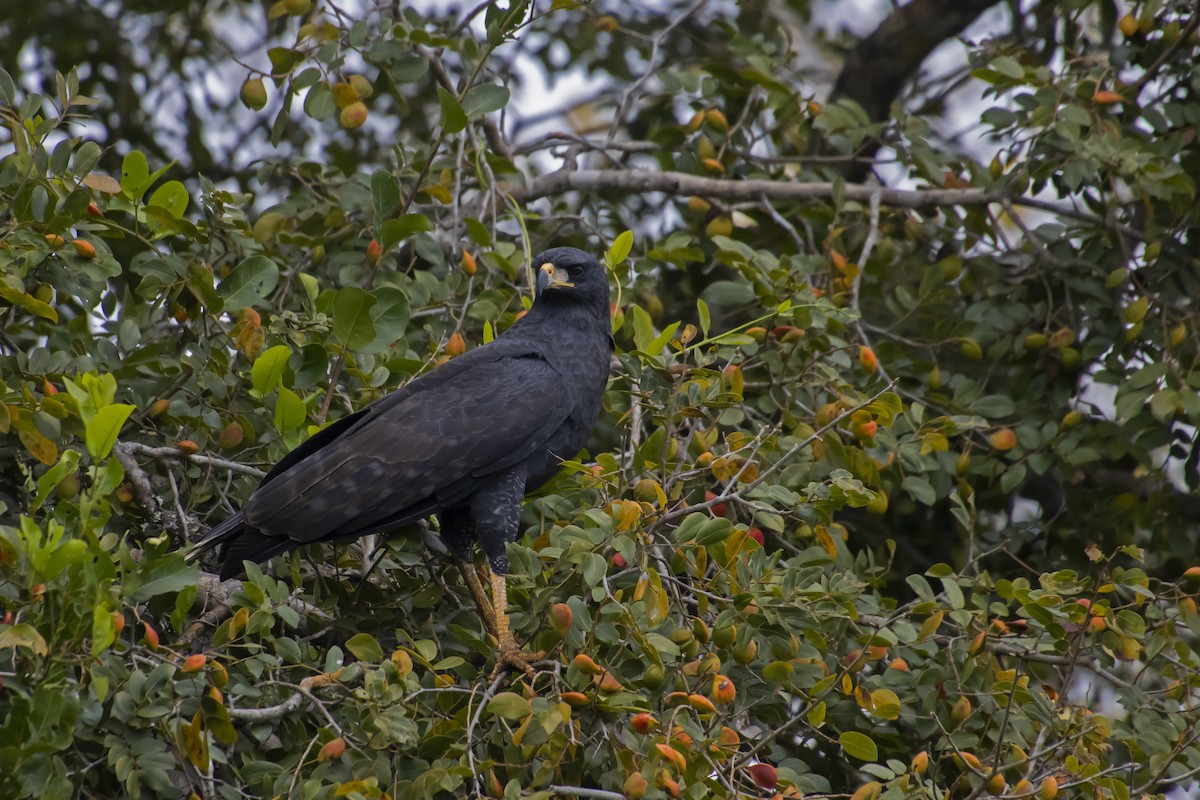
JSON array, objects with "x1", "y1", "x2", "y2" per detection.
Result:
[{"x1": 241, "y1": 343, "x2": 571, "y2": 546}]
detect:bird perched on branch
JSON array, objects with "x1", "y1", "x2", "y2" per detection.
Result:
[{"x1": 191, "y1": 246, "x2": 613, "y2": 675}]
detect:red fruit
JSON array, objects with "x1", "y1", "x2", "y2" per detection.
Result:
[
  {"x1": 858, "y1": 346, "x2": 878, "y2": 373},
  {"x1": 631, "y1": 712, "x2": 657, "y2": 734},
  {"x1": 610, "y1": 552, "x2": 627, "y2": 569},
  {"x1": 218, "y1": 422, "x2": 244, "y2": 449},
  {"x1": 177, "y1": 439, "x2": 200, "y2": 455},
  {"x1": 366, "y1": 239, "x2": 382, "y2": 264},
  {"x1": 655, "y1": 743, "x2": 687, "y2": 772},
  {"x1": 548, "y1": 603, "x2": 573, "y2": 636},
  {"x1": 181, "y1": 654, "x2": 207, "y2": 673},
  {"x1": 624, "y1": 773, "x2": 649, "y2": 800},
  {"x1": 143, "y1": 622, "x2": 160, "y2": 651},
  {"x1": 572, "y1": 654, "x2": 602, "y2": 675},
  {"x1": 746, "y1": 527, "x2": 764, "y2": 546},
  {"x1": 705, "y1": 490, "x2": 727, "y2": 517},
  {"x1": 989, "y1": 427, "x2": 1018, "y2": 451},
  {"x1": 711, "y1": 674, "x2": 736, "y2": 705},
  {"x1": 87, "y1": 202, "x2": 103, "y2": 217},
  {"x1": 854, "y1": 420, "x2": 878, "y2": 440},
  {"x1": 339, "y1": 101, "x2": 368, "y2": 129},
  {"x1": 31, "y1": 584, "x2": 45, "y2": 600},
  {"x1": 748, "y1": 763, "x2": 778, "y2": 790}
]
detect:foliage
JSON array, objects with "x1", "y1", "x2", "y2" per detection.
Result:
[{"x1": 2, "y1": 1, "x2": 1200, "y2": 799}]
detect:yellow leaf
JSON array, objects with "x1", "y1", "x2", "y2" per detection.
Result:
[
  {"x1": 815, "y1": 525, "x2": 838, "y2": 559},
  {"x1": 182, "y1": 711, "x2": 210, "y2": 771},
  {"x1": 918, "y1": 610, "x2": 944, "y2": 642},
  {"x1": 869, "y1": 688, "x2": 901, "y2": 720},
  {"x1": 18, "y1": 428, "x2": 57, "y2": 465},
  {"x1": 229, "y1": 607, "x2": 250, "y2": 639}
]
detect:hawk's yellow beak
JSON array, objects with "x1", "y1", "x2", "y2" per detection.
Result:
[{"x1": 539, "y1": 262, "x2": 574, "y2": 289}]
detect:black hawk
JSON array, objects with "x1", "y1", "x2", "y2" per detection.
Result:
[{"x1": 192, "y1": 247, "x2": 612, "y2": 674}]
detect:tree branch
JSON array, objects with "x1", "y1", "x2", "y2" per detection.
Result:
[
  {"x1": 179, "y1": 570, "x2": 332, "y2": 645},
  {"x1": 113, "y1": 442, "x2": 187, "y2": 544},
  {"x1": 515, "y1": 167, "x2": 1137, "y2": 234},
  {"x1": 823, "y1": 0, "x2": 1001, "y2": 180},
  {"x1": 548, "y1": 787, "x2": 627, "y2": 800},
  {"x1": 118, "y1": 441, "x2": 266, "y2": 478}
]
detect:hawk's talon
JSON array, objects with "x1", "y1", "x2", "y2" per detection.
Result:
[{"x1": 490, "y1": 635, "x2": 545, "y2": 680}]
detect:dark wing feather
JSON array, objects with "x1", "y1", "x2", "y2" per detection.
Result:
[{"x1": 241, "y1": 351, "x2": 570, "y2": 546}]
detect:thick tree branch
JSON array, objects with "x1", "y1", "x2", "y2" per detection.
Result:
[
  {"x1": 518, "y1": 167, "x2": 998, "y2": 207},
  {"x1": 823, "y1": 0, "x2": 1001, "y2": 180},
  {"x1": 113, "y1": 442, "x2": 188, "y2": 544},
  {"x1": 180, "y1": 570, "x2": 332, "y2": 645},
  {"x1": 516, "y1": 168, "x2": 1126, "y2": 234}
]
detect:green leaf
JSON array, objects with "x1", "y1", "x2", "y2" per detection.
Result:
[
  {"x1": 31, "y1": 448, "x2": 81, "y2": 512},
  {"x1": 839, "y1": 731, "x2": 878, "y2": 762},
  {"x1": 73, "y1": 141, "x2": 102, "y2": 178},
  {"x1": 274, "y1": 387, "x2": 306, "y2": 432},
  {"x1": 697, "y1": 299, "x2": 710, "y2": 337},
  {"x1": 991, "y1": 56, "x2": 1025, "y2": 80},
  {"x1": 973, "y1": 395, "x2": 1015, "y2": 418},
  {"x1": 220, "y1": 255, "x2": 280, "y2": 311},
  {"x1": 437, "y1": 87, "x2": 467, "y2": 133},
  {"x1": 267, "y1": 47, "x2": 304, "y2": 75},
  {"x1": 0, "y1": 284, "x2": 58, "y2": 323},
  {"x1": 461, "y1": 83, "x2": 510, "y2": 118},
  {"x1": 901, "y1": 476, "x2": 937, "y2": 506},
  {"x1": 702, "y1": 280, "x2": 756, "y2": 306},
  {"x1": 644, "y1": 321, "x2": 681, "y2": 356},
  {"x1": 120, "y1": 150, "x2": 150, "y2": 201},
  {"x1": 85, "y1": 403, "x2": 134, "y2": 461},
  {"x1": 332, "y1": 287, "x2": 378, "y2": 350},
  {"x1": 251, "y1": 345, "x2": 292, "y2": 394},
  {"x1": 605, "y1": 230, "x2": 633, "y2": 268},
  {"x1": 486, "y1": 692, "x2": 532, "y2": 721},
  {"x1": 371, "y1": 169, "x2": 399, "y2": 220},
  {"x1": 380, "y1": 214, "x2": 432, "y2": 252},
  {"x1": 187, "y1": 262, "x2": 223, "y2": 313},
  {"x1": 365, "y1": 287, "x2": 410, "y2": 353},
  {"x1": 147, "y1": 180, "x2": 189, "y2": 217},
  {"x1": 124, "y1": 553, "x2": 198, "y2": 602},
  {"x1": 345, "y1": 633, "x2": 385, "y2": 662},
  {"x1": 0, "y1": 67, "x2": 15, "y2": 105},
  {"x1": 92, "y1": 602, "x2": 116, "y2": 657}
]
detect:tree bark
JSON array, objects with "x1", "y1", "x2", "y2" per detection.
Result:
[{"x1": 823, "y1": 0, "x2": 1002, "y2": 181}]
